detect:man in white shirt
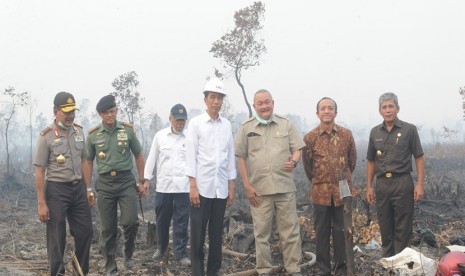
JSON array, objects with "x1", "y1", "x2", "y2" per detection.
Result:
[
  {"x1": 186, "y1": 78, "x2": 236, "y2": 276},
  {"x1": 144, "y1": 103, "x2": 191, "y2": 266}
]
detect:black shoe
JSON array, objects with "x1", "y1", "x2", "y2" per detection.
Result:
[{"x1": 124, "y1": 258, "x2": 134, "y2": 269}]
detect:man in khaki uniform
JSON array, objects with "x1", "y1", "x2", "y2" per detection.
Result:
[
  {"x1": 34, "y1": 91, "x2": 93, "y2": 276},
  {"x1": 234, "y1": 89, "x2": 304, "y2": 276},
  {"x1": 83, "y1": 95, "x2": 149, "y2": 276}
]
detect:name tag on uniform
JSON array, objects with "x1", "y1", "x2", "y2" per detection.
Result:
[{"x1": 375, "y1": 138, "x2": 383, "y2": 142}]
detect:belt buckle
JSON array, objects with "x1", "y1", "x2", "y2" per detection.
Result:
[
  {"x1": 110, "y1": 171, "x2": 116, "y2": 177},
  {"x1": 72, "y1": 180, "x2": 79, "y2": 185},
  {"x1": 386, "y1": 172, "x2": 392, "y2": 178}
]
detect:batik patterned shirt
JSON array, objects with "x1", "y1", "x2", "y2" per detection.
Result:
[{"x1": 302, "y1": 124, "x2": 357, "y2": 206}]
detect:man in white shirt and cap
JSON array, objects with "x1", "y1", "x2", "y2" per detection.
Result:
[{"x1": 144, "y1": 103, "x2": 191, "y2": 266}]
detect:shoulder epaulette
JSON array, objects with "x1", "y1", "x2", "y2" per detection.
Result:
[
  {"x1": 73, "y1": 123, "x2": 83, "y2": 129},
  {"x1": 121, "y1": 122, "x2": 133, "y2": 128},
  {"x1": 274, "y1": 113, "x2": 288, "y2": 120},
  {"x1": 88, "y1": 125, "x2": 99, "y2": 134},
  {"x1": 40, "y1": 127, "x2": 52, "y2": 136},
  {"x1": 241, "y1": 117, "x2": 256, "y2": 125}
]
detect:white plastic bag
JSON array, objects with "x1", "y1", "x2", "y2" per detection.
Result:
[{"x1": 380, "y1": 247, "x2": 436, "y2": 276}]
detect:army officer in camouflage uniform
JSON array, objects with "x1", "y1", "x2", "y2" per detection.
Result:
[
  {"x1": 83, "y1": 95, "x2": 149, "y2": 276},
  {"x1": 34, "y1": 92, "x2": 93, "y2": 276}
]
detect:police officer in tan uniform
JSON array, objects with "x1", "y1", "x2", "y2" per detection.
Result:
[
  {"x1": 34, "y1": 91, "x2": 93, "y2": 276},
  {"x1": 83, "y1": 95, "x2": 149, "y2": 276}
]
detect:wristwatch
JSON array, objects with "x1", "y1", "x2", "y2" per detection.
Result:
[
  {"x1": 86, "y1": 187, "x2": 92, "y2": 192},
  {"x1": 291, "y1": 159, "x2": 298, "y2": 168}
]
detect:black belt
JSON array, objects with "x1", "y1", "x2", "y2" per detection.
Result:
[
  {"x1": 378, "y1": 172, "x2": 410, "y2": 179},
  {"x1": 48, "y1": 179, "x2": 81, "y2": 185},
  {"x1": 101, "y1": 170, "x2": 131, "y2": 177}
]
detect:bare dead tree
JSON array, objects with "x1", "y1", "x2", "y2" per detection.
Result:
[
  {"x1": 210, "y1": 1, "x2": 266, "y2": 118},
  {"x1": 1, "y1": 87, "x2": 29, "y2": 179},
  {"x1": 111, "y1": 71, "x2": 144, "y2": 125}
]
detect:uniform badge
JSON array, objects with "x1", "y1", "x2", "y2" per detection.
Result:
[
  {"x1": 56, "y1": 154, "x2": 65, "y2": 164},
  {"x1": 98, "y1": 151, "x2": 106, "y2": 159},
  {"x1": 74, "y1": 135, "x2": 84, "y2": 142},
  {"x1": 117, "y1": 131, "x2": 128, "y2": 141}
]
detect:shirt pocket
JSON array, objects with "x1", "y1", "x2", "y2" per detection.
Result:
[
  {"x1": 52, "y1": 142, "x2": 67, "y2": 156},
  {"x1": 94, "y1": 141, "x2": 108, "y2": 153},
  {"x1": 374, "y1": 140, "x2": 385, "y2": 151},
  {"x1": 248, "y1": 134, "x2": 263, "y2": 153},
  {"x1": 394, "y1": 137, "x2": 409, "y2": 153},
  {"x1": 117, "y1": 140, "x2": 129, "y2": 155},
  {"x1": 75, "y1": 141, "x2": 84, "y2": 150},
  {"x1": 160, "y1": 145, "x2": 173, "y2": 156},
  {"x1": 273, "y1": 131, "x2": 289, "y2": 149}
]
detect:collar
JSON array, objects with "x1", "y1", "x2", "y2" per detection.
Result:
[
  {"x1": 99, "y1": 120, "x2": 123, "y2": 132},
  {"x1": 201, "y1": 111, "x2": 223, "y2": 123},
  {"x1": 252, "y1": 113, "x2": 276, "y2": 127},
  {"x1": 317, "y1": 123, "x2": 338, "y2": 135},
  {"x1": 52, "y1": 120, "x2": 76, "y2": 136},
  {"x1": 380, "y1": 118, "x2": 402, "y2": 131},
  {"x1": 168, "y1": 126, "x2": 185, "y2": 136}
]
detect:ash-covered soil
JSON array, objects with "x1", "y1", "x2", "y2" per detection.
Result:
[{"x1": 1, "y1": 179, "x2": 464, "y2": 276}]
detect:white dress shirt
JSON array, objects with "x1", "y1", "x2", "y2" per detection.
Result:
[
  {"x1": 144, "y1": 126, "x2": 189, "y2": 193},
  {"x1": 186, "y1": 112, "x2": 236, "y2": 199}
]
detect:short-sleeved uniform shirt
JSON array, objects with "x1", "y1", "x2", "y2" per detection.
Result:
[
  {"x1": 85, "y1": 121, "x2": 142, "y2": 174},
  {"x1": 33, "y1": 122, "x2": 86, "y2": 182},
  {"x1": 366, "y1": 118, "x2": 423, "y2": 178},
  {"x1": 234, "y1": 114, "x2": 305, "y2": 196},
  {"x1": 302, "y1": 124, "x2": 357, "y2": 206}
]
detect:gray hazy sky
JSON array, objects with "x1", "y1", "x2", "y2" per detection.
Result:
[{"x1": 1, "y1": 0, "x2": 464, "y2": 131}]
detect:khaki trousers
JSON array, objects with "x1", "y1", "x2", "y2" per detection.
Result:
[{"x1": 251, "y1": 192, "x2": 301, "y2": 274}]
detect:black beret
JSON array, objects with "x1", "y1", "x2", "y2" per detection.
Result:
[{"x1": 96, "y1": 95, "x2": 116, "y2": 113}]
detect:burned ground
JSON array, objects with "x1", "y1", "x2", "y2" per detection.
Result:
[{"x1": 1, "y1": 146, "x2": 464, "y2": 275}]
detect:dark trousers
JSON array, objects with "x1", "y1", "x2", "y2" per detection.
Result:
[
  {"x1": 46, "y1": 180, "x2": 92, "y2": 276},
  {"x1": 155, "y1": 191, "x2": 190, "y2": 260},
  {"x1": 313, "y1": 198, "x2": 346, "y2": 275},
  {"x1": 375, "y1": 174, "x2": 414, "y2": 257},
  {"x1": 96, "y1": 172, "x2": 139, "y2": 274},
  {"x1": 190, "y1": 196, "x2": 227, "y2": 276}
]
